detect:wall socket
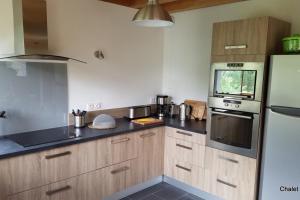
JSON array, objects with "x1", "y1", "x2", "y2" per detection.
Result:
[
  {"x1": 149, "y1": 97, "x2": 156, "y2": 104},
  {"x1": 86, "y1": 103, "x2": 102, "y2": 111}
]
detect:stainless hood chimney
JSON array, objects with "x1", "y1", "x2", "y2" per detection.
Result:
[{"x1": 0, "y1": 0, "x2": 85, "y2": 63}]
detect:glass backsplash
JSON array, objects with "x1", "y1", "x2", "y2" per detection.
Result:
[{"x1": 0, "y1": 61, "x2": 68, "y2": 136}]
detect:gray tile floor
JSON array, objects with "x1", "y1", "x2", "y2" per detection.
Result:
[{"x1": 121, "y1": 182, "x2": 205, "y2": 200}]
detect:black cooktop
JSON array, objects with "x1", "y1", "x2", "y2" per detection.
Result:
[{"x1": 6, "y1": 127, "x2": 79, "y2": 147}]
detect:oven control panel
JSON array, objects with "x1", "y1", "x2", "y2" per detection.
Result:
[{"x1": 208, "y1": 97, "x2": 261, "y2": 114}]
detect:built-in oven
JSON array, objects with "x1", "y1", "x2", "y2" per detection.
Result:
[
  {"x1": 207, "y1": 108, "x2": 259, "y2": 158},
  {"x1": 207, "y1": 62, "x2": 265, "y2": 158}
]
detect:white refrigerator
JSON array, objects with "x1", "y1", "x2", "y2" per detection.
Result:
[{"x1": 260, "y1": 55, "x2": 300, "y2": 200}]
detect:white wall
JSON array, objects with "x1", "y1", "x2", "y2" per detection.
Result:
[
  {"x1": 47, "y1": 0, "x2": 164, "y2": 111},
  {"x1": 162, "y1": 0, "x2": 300, "y2": 104}
]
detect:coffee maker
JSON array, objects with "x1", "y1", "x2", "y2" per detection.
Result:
[{"x1": 156, "y1": 95, "x2": 169, "y2": 118}]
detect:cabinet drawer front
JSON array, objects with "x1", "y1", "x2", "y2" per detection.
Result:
[
  {"x1": 0, "y1": 152, "x2": 43, "y2": 196},
  {"x1": 204, "y1": 147, "x2": 256, "y2": 200},
  {"x1": 165, "y1": 158, "x2": 204, "y2": 190},
  {"x1": 101, "y1": 160, "x2": 131, "y2": 198},
  {"x1": 97, "y1": 133, "x2": 138, "y2": 168},
  {"x1": 165, "y1": 127, "x2": 206, "y2": 145},
  {"x1": 8, "y1": 186, "x2": 49, "y2": 200},
  {"x1": 136, "y1": 128, "x2": 164, "y2": 183},
  {"x1": 165, "y1": 136, "x2": 205, "y2": 168},
  {"x1": 41, "y1": 145, "x2": 78, "y2": 184}
]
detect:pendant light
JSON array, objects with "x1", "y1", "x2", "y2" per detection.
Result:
[{"x1": 132, "y1": 0, "x2": 174, "y2": 27}]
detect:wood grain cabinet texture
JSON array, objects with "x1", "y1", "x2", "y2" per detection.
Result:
[
  {"x1": 136, "y1": 128, "x2": 164, "y2": 184},
  {"x1": 164, "y1": 127, "x2": 206, "y2": 190},
  {"x1": 211, "y1": 16, "x2": 291, "y2": 62},
  {"x1": 96, "y1": 132, "x2": 138, "y2": 169},
  {"x1": 204, "y1": 147, "x2": 257, "y2": 200}
]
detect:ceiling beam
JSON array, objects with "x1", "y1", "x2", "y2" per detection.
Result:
[
  {"x1": 162, "y1": 0, "x2": 247, "y2": 13},
  {"x1": 101, "y1": 0, "x2": 247, "y2": 13}
]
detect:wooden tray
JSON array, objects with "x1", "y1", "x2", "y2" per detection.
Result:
[{"x1": 131, "y1": 118, "x2": 163, "y2": 126}]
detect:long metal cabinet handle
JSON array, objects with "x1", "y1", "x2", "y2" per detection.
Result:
[
  {"x1": 45, "y1": 151, "x2": 71, "y2": 159},
  {"x1": 176, "y1": 144, "x2": 192, "y2": 150},
  {"x1": 46, "y1": 185, "x2": 71, "y2": 196},
  {"x1": 176, "y1": 164, "x2": 192, "y2": 172},
  {"x1": 217, "y1": 179, "x2": 237, "y2": 188},
  {"x1": 211, "y1": 111, "x2": 252, "y2": 120},
  {"x1": 218, "y1": 155, "x2": 239, "y2": 164},
  {"x1": 111, "y1": 138, "x2": 130, "y2": 144},
  {"x1": 111, "y1": 166, "x2": 130, "y2": 174},
  {"x1": 225, "y1": 45, "x2": 247, "y2": 50},
  {"x1": 140, "y1": 132, "x2": 156, "y2": 138},
  {"x1": 176, "y1": 131, "x2": 193, "y2": 137}
]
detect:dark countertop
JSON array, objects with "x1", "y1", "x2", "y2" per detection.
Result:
[{"x1": 0, "y1": 117, "x2": 206, "y2": 160}]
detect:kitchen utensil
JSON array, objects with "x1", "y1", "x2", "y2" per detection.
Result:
[
  {"x1": 0, "y1": 111, "x2": 6, "y2": 118},
  {"x1": 131, "y1": 117, "x2": 163, "y2": 126},
  {"x1": 127, "y1": 105, "x2": 151, "y2": 119},
  {"x1": 179, "y1": 103, "x2": 192, "y2": 121},
  {"x1": 74, "y1": 116, "x2": 86, "y2": 128},
  {"x1": 283, "y1": 34, "x2": 300, "y2": 53},
  {"x1": 89, "y1": 114, "x2": 116, "y2": 129},
  {"x1": 184, "y1": 100, "x2": 207, "y2": 120}
]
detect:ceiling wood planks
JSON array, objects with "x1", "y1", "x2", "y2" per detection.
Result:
[{"x1": 101, "y1": 0, "x2": 246, "y2": 13}]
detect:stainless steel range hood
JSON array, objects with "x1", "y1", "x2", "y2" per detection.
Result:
[{"x1": 0, "y1": 0, "x2": 86, "y2": 63}]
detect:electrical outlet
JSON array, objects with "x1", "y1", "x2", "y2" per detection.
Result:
[
  {"x1": 86, "y1": 103, "x2": 95, "y2": 111},
  {"x1": 150, "y1": 97, "x2": 156, "y2": 104},
  {"x1": 95, "y1": 103, "x2": 102, "y2": 109}
]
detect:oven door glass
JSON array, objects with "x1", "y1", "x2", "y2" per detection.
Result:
[
  {"x1": 214, "y1": 70, "x2": 257, "y2": 99},
  {"x1": 210, "y1": 110, "x2": 253, "y2": 148}
]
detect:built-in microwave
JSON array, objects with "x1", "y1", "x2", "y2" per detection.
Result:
[{"x1": 209, "y1": 62, "x2": 265, "y2": 102}]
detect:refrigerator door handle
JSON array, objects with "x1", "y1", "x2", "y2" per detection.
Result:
[{"x1": 270, "y1": 106, "x2": 300, "y2": 118}]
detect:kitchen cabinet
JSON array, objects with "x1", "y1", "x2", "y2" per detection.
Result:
[
  {"x1": 41, "y1": 141, "x2": 97, "y2": 184},
  {"x1": 211, "y1": 16, "x2": 291, "y2": 58},
  {"x1": 101, "y1": 159, "x2": 139, "y2": 198},
  {"x1": 8, "y1": 169, "x2": 102, "y2": 200},
  {"x1": 165, "y1": 127, "x2": 206, "y2": 146},
  {"x1": 164, "y1": 127, "x2": 206, "y2": 190},
  {"x1": 96, "y1": 132, "x2": 138, "y2": 169},
  {"x1": 136, "y1": 128, "x2": 164, "y2": 183},
  {"x1": 0, "y1": 152, "x2": 43, "y2": 197},
  {"x1": 204, "y1": 147, "x2": 257, "y2": 200}
]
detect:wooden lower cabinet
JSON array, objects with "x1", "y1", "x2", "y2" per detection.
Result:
[
  {"x1": 204, "y1": 147, "x2": 257, "y2": 200},
  {"x1": 96, "y1": 133, "x2": 138, "y2": 169},
  {"x1": 136, "y1": 128, "x2": 164, "y2": 183},
  {"x1": 0, "y1": 152, "x2": 43, "y2": 198},
  {"x1": 165, "y1": 158, "x2": 205, "y2": 190}
]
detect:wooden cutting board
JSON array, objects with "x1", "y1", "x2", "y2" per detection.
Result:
[
  {"x1": 131, "y1": 118, "x2": 163, "y2": 126},
  {"x1": 184, "y1": 100, "x2": 207, "y2": 120}
]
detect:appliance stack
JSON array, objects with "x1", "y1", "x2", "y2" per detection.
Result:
[{"x1": 206, "y1": 62, "x2": 265, "y2": 158}]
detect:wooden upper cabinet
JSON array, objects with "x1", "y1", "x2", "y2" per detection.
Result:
[{"x1": 211, "y1": 17, "x2": 291, "y2": 57}]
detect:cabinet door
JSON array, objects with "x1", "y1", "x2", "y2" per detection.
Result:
[
  {"x1": 165, "y1": 158, "x2": 204, "y2": 190},
  {"x1": 41, "y1": 145, "x2": 79, "y2": 184},
  {"x1": 165, "y1": 136, "x2": 205, "y2": 168},
  {"x1": 101, "y1": 160, "x2": 131, "y2": 198},
  {"x1": 8, "y1": 186, "x2": 49, "y2": 200},
  {"x1": 0, "y1": 152, "x2": 43, "y2": 197},
  {"x1": 136, "y1": 128, "x2": 164, "y2": 183},
  {"x1": 96, "y1": 133, "x2": 138, "y2": 168},
  {"x1": 204, "y1": 147, "x2": 257, "y2": 200},
  {"x1": 165, "y1": 127, "x2": 206, "y2": 145},
  {"x1": 212, "y1": 17, "x2": 268, "y2": 56}
]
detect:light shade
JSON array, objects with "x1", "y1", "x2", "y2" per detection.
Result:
[{"x1": 132, "y1": 0, "x2": 174, "y2": 27}]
